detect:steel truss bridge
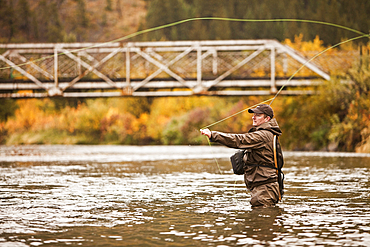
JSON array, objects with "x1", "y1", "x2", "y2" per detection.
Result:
[{"x1": 0, "y1": 40, "x2": 333, "y2": 98}]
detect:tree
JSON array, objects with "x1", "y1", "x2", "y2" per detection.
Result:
[
  {"x1": 142, "y1": 0, "x2": 370, "y2": 45},
  {"x1": 72, "y1": 0, "x2": 90, "y2": 42},
  {"x1": 34, "y1": 0, "x2": 64, "y2": 42},
  {"x1": 228, "y1": 0, "x2": 249, "y2": 39},
  {"x1": 0, "y1": 0, "x2": 15, "y2": 42},
  {"x1": 144, "y1": 0, "x2": 192, "y2": 41},
  {"x1": 0, "y1": 99, "x2": 18, "y2": 122},
  {"x1": 105, "y1": 0, "x2": 113, "y2": 11},
  {"x1": 16, "y1": 0, "x2": 32, "y2": 40}
]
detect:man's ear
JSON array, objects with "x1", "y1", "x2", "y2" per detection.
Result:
[{"x1": 265, "y1": 116, "x2": 271, "y2": 122}]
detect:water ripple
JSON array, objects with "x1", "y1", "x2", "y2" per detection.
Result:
[{"x1": 0, "y1": 145, "x2": 370, "y2": 246}]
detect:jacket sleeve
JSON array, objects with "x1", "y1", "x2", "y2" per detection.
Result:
[{"x1": 210, "y1": 130, "x2": 271, "y2": 149}]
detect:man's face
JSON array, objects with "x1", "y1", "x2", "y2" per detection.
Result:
[{"x1": 252, "y1": 113, "x2": 269, "y2": 127}]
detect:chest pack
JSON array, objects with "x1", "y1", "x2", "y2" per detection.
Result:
[{"x1": 229, "y1": 135, "x2": 285, "y2": 201}]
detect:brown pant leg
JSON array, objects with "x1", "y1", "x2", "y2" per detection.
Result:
[{"x1": 250, "y1": 182, "x2": 280, "y2": 207}]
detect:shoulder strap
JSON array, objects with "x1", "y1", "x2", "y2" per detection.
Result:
[
  {"x1": 273, "y1": 135, "x2": 282, "y2": 201},
  {"x1": 273, "y1": 135, "x2": 278, "y2": 170}
]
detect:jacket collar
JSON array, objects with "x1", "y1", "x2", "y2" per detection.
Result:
[{"x1": 249, "y1": 118, "x2": 282, "y2": 136}]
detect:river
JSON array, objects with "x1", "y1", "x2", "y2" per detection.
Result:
[{"x1": 0, "y1": 145, "x2": 370, "y2": 246}]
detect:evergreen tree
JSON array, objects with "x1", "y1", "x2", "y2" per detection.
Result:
[
  {"x1": 144, "y1": 0, "x2": 168, "y2": 40},
  {"x1": 0, "y1": 0, "x2": 369, "y2": 45},
  {"x1": 142, "y1": 0, "x2": 370, "y2": 44},
  {"x1": 340, "y1": 0, "x2": 370, "y2": 45},
  {"x1": 145, "y1": 0, "x2": 192, "y2": 41},
  {"x1": 209, "y1": 6, "x2": 231, "y2": 40},
  {"x1": 34, "y1": 0, "x2": 63, "y2": 42},
  {"x1": 0, "y1": 0, "x2": 16, "y2": 42},
  {"x1": 190, "y1": 0, "x2": 235, "y2": 40},
  {"x1": 72, "y1": 0, "x2": 90, "y2": 42},
  {"x1": 228, "y1": 0, "x2": 249, "y2": 39},
  {"x1": 16, "y1": 0, "x2": 32, "y2": 40}
]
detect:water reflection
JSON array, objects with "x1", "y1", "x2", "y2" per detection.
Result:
[{"x1": 0, "y1": 145, "x2": 370, "y2": 246}]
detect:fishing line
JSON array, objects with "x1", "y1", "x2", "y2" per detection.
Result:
[
  {"x1": 200, "y1": 33, "x2": 370, "y2": 130},
  {"x1": 269, "y1": 33, "x2": 370, "y2": 105},
  {"x1": 201, "y1": 98, "x2": 274, "y2": 130},
  {"x1": 0, "y1": 17, "x2": 368, "y2": 71},
  {"x1": 201, "y1": 32, "x2": 369, "y2": 187},
  {"x1": 202, "y1": 32, "x2": 369, "y2": 203},
  {"x1": 206, "y1": 138, "x2": 222, "y2": 174}
]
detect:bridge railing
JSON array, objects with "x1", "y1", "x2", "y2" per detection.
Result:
[{"x1": 0, "y1": 40, "x2": 342, "y2": 98}]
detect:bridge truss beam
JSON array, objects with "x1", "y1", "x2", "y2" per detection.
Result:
[{"x1": 0, "y1": 40, "x2": 330, "y2": 98}]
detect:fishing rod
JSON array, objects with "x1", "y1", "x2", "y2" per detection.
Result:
[
  {"x1": 200, "y1": 33, "x2": 370, "y2": 131},
  {"x1": 198, "y1": 31, "x2": 370, "y2": 200},
  {"x1": 199, "y1": 33, "x2": 369, "y2": 177}
]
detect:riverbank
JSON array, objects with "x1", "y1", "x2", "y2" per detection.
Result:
[{"x1": 1, "y1": 71, "x2": 369, "y2": 152}]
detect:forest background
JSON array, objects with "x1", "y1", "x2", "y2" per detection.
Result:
[{"x1": 0, "y1": 0, "x2": 370, "y2": 152}]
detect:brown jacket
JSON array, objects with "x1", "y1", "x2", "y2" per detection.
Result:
[{"x1": 210, "y1": 118, "x2": 282, "y2": 190}]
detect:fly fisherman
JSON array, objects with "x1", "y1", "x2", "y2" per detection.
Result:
[{"x1": 200, "y1": 104, "x2": 283, "y2": 208}]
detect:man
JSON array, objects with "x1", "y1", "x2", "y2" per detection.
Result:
[{"x1": 200, "y1": 104, "x2": 283, "y2": 208}]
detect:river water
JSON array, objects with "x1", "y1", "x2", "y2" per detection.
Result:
[{"x1": 0, "y1": 145, "x2": 370, "y2": 246}]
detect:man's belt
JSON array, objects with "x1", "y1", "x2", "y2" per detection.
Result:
[{"x1": 248, "y1": 177, "x2": 278, "y2": 190}]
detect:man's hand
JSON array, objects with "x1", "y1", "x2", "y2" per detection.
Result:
[{"x1": 200, "y1": 128, "x2": 211, "y2": 138}]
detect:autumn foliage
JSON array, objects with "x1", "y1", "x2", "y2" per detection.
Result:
[{"x1": 1, "y1": 37, "x2": 370, "y2": 152}]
